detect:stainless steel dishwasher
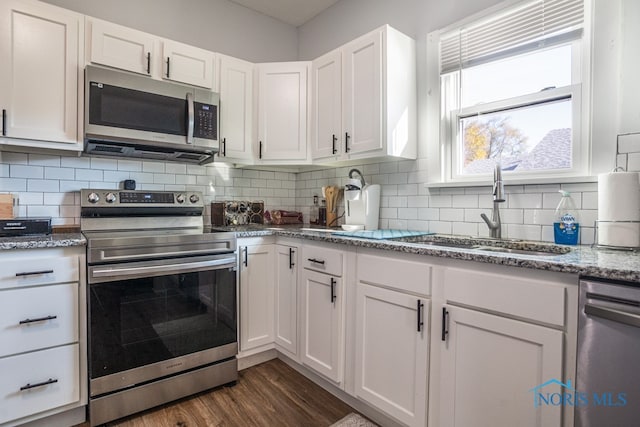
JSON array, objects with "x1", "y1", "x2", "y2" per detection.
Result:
[{"x1": 576, "y1": 278, "x2": 640, "y2": 426}]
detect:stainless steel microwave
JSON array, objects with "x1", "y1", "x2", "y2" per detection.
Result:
[{"x1": 84, "y1": 65, "x2": 219, "y2": 164}]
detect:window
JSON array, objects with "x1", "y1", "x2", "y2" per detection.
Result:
[{"x1": 436, "y1": 0, "x2": 588, "y2": 182}]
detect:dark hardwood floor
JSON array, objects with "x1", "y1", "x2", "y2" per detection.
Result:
[{"x1": 91, "y1": 359, "x2": 356, "y2": 427}]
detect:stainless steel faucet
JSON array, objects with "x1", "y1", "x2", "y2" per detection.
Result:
[{"x1": 481, "y1": 163, "x2": 505, "y2": 238}]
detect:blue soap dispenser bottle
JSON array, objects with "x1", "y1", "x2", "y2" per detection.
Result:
[{"x1": 554, "y1": 190, "x2": 580, "y2": 245}]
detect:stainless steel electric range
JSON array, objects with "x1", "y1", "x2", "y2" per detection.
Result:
[{"x1": 80, "y1": 189, "x2": 238, "y2": 426}]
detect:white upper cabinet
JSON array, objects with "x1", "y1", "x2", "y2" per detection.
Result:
[
  {"x1": 311, "y1": 49, "x2": 342, "y2": 160},
  {"x1": 161, "y1": 40, "x2": 214, "y2": 89},
  {"x1": 88, "y1": 18, "x2": 154, "y2": 76},
  {"x1": 88, "y1": 18, "x2": 214, "y2": 89},
  {"x1": 257, "y1": 62, "x2": 310, "y2": 163},
  {"x1": 218, "y1": 54, "x2": 254, "y2": 162},
  {"x1": 311, "y1": 25, "x2": 416, "y2": 163},
  {"x1": 0, "y1": 0, "x2": 82, "y2": 147}
]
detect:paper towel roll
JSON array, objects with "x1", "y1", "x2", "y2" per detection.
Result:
[{"x1": 597, "y1": 171, "x2": 640, "y2": 247}]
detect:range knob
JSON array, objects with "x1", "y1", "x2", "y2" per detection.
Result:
[
  {"x1": 176, "y1": 194, "x2": 186, "y2": 204},
  {"x1": 87, "y1": 192, "x2": 100, "y2": 204},
  {"x1": 105, "y1": 192, "x2": 117, "y2": 203},
  {"x1": 189, "y1": 194, "x2": 200, "y2": 204}
]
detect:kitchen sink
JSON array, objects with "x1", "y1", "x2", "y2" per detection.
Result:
[{"x1": 388, "y1": 234, "x2": 572, "y2": 256}]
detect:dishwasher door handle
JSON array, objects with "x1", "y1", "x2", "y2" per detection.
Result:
[{"x1": 584, "y1": 302, "x2": 640, "y2": 328}]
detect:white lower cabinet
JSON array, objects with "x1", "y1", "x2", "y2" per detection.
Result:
[
  {"x1": 0, "y1": 247, "x2": 86, "y2": 427},
  {"x1": 354, "y1": 283, "x2": 429, "y2": 427},
  {"x1": 274, "y1": 244, "x2": 298, "y2": 356},
  {"x1": 239, "y1": 243, "x2": 275, "y2": 352},
  {"x1": 300, "y1": 268, "x2": 344, "y2": 384},
  {"x1": 438, "y1": 305, "x2": 563, "y2": 427}
]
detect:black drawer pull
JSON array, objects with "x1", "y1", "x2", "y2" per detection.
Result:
[
  {"x1": 307, "y1": 258, "x2": 325, "y2": 265},
  {"x1": 441, "y1": 307, "x2": 449, "y2": 341},
  {"x1": 15, "y1": 270, "x2": 54, "y2": 277},
  {"x1": 417, "y1": 299, "x2": 424, "y2": 332},
  {"x1": 330, "y1": 277, "x2": 336, "y2": 303},
  {"x1": 19, "y1": 315, "x2": 57, "y2": 325},
  {"x1": 146, "y1": 52, "x2": 151, "y2": 74},
  {"x1": 166, "y1": 57, "x2": 171, "y2": 78},
  {"x1": 289, "y1": 247, "x2": 295, "y2": 269},
  {"x1": 20, "y1": 378, "x2": 58, "y2": 391}
]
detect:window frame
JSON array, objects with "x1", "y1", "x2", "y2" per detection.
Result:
[{"x1": 427, "y1": 0, "x2": 592, "y2": 186}]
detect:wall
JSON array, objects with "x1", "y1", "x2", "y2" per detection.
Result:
[
  {"x1": 0, "y1": 151, "x2": 296, "y2": 227},
  {"x1": 40, "y1": 0, "x2": 298, "y2": 62},
  {"x1": 293, "y1": 0, "x2": 639, "y2": 244}
]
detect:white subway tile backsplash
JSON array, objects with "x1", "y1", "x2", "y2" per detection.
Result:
[
  {"x1": 387, "y1": 197, "x2": 408, "y2": 208},
  {"x1": 60, "y1": 180, "x2": 88, "y2": 192},
  {"x1": 453, "y1": 222, "x2": 478, "y2": 236},
  {"x1": 418, "y1": 208, "x2": 439, "y2": 221},
  {"x1": 118, "y1": 159, "x2": 143, "y2": 172},
  {"x1": 380, "y1": 207, "x2": 398, "y2": 219},
  {"x1": 45, "y1": 167, "x2": 75, "y2": 180},
  {"x1": 380, "y1": 162, "x2": 398, "y2": 174},
  {"x1": 44, "y1": 192, "x2": 75, "y2": 205},
  {"x1": 165, "y1": 163, "x2": 187, "y2": 175},
  {"x1": 10, "y1": 165, "x2": 43, "y2": 179},
  {"x1": 1, "y1": 152, "x2": 28, "y2": 164},
  {"x1": 428, "y1": 221, "x2": 452, "y2": 234},
  {"x1": 507, "y1": 224, "x2": 542, "y2": 241},
  {"x1": 0, "y1": 164, "x2": 8, "y2": 177},
  {"x1": 582, "y1": 192, "x2": 598, "y2": 210},
  {"x1": 27, "y1": 179, "x2": 59, "y2": 192},
  {"x1": 76, "y1": 169, "x2": 104, "y2": 182},
  {"x1": 388, "y1": 172, "x2": 408, "y2": 185},
  {"x1": 408, "y1": 196, "x2": 429, "y2": 208},
  {"x1": 429, "y1": 195, "x2": 452, "y2": 208},
  {"x1": 18, "y1": 192, "x2": 44, "y2": 205},
  {"x1": 127, "y1": 172, "x2": 154, "y2": 183},
  {"x1": 452, "y1": 194, "x2": 479, "y2": 208},
  {"x1": 439, "y1": 208, "x2": 464, "y2": 222},
  {"x1": 508, "y1": 193, "x2": 542, "y2": 209},
  {"x1": 28, "y1": 154, "x2": 61, "y2": 167},
  {"x1": 398, "y1": 208, "x2": 418, "y2": 220},
  {"x1": 60, "y1": 156, "x2": 90, "y2": 169},
  {"x1": 28, "y1": 205, "x2": 59, "y2": 217},
  {"x1": 91, "y1": 158, "x2": 119, "y2": 170},
  {"x1": 500, "y1": 209, "x2": 524, "y2": 224},
  {"x1": 142, "y1": 161, "x2": 165, "y2": 173},
  {"x1": 398, "y1": 184, "x2": 418, "y2": 196}
]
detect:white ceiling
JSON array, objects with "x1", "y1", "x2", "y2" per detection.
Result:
[{"x1": 228, "y1": 0, "x2": 340, "y2": 26}]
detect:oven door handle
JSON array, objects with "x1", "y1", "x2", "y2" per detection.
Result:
[{"x1": 91, "y1": 257, "x2": 236, "y2": 280}]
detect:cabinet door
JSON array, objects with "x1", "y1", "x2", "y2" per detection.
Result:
[
  {"x1": 218, "y1": 54, "x2": 254, "y2": 161},
  {"x1": 311, "y1": 49, "x2": 342, "y2": 160},
  {"x1": 257, "y1": 62, "x2": 308, "y2": 162},
  {"x1": 0, "y1": 0, "x2": 80, "y2": 144},
  {"x1": 89, "y1": 18, "x2": 154, "y2": 75},
  {"x1": 342, "y1": 29, "x2": 383, "y2": 155},
  {"x1": 239, "y1": 244, "x2": 274, "y2": 351},
  {"x1": 162, "y1": 40, "x2": 214, "y2": 88},
  {"x1": 439, "y1": 305, "x2": 563, "y2": 427},
  {"x1": 300, "y1": 269, "x2": 343, "y2": 383},
  {"x1": 274, "y1": 245, "x2": 298, "y2": 355},
  {"x1": 355, "y1": 283, "x2": 429, "y2": 427}
]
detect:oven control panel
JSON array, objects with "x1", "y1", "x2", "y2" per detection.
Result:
[{"x1": 81, "y1": 189, "x2": 203, "y2": 208}]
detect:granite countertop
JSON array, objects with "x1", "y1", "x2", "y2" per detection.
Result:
[
  {"x1": 215, "y1": 224, "x2": 640, "y2": 283},
  {"x1": 0, "y1": 233, "x2": 86, "y2": 250}
]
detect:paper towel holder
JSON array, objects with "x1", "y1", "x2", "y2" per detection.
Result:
[{"x1": 592, "y1": 219, "x2": 640, "y2": 251}]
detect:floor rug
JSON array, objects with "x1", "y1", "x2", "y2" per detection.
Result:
[{"x1": 331, "y1": 413, "x2": 379, "y2": 427}]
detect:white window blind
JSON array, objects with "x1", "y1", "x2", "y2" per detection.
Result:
[{"x1": 440, "y1": 0, "x2": 584, "y2": 73}]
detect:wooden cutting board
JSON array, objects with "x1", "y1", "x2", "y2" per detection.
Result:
[{"x1": 0, "y1": 194, "x2": 14, "y2": 219}]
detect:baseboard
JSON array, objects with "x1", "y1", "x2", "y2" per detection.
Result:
[
  {"x1": 276, "y1": 352, "x2": 403, "y2": 427},
  {"x1": 19, "y1": 406, "x2": 86, "y2": 427},
  {"x1": 237, "y1": 348, "x2": 278, "y2": 370}
]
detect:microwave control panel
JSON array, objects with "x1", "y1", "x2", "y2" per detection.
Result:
[{"x1": 194, "y1": 102, "x2": 218, "y2": 140}]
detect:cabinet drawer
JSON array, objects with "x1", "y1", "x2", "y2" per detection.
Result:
[
  {"x1": 444, "y1": 267, "x2": 566, "y2": 327},
  {"x1": 302, "y1": 244, "x2": 343, "y2": 276},
  {"x1": 0, "y1": 255, "x2": 78, "y2": 290},
  {"x1": 357, "y1": 252, "x2": 431, "y2": 296},
  {"x1": 0, "y1": 344, "x2": 80, "y2": 424},
  {"x1": 0, "y1": 283, "x2": 79, "y2": 358}
]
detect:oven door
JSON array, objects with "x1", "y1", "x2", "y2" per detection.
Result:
[{"x1": 88, "y1": 253, "x2": 237, "y2": 397}]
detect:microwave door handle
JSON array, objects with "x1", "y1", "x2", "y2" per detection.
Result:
[{"x1": 186, "y1": 92, "x2": 194, "y2": 144}]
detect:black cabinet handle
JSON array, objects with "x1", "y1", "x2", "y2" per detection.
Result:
[
  {"x1": 259, "y1": 141, "x2": 263, "y2": 159},
  {"x1": 307, "y1": 258, "x2": 325, "y2": 265},
  {"x1": 441, "y1": 307, "x2": 449, "y2": 341},
  {"x1": 243, "y1": 247, "x2": 248, "y2": 267},
  {"x1": 222, "y1": 137, "x2": 226, "y2": 157},
  {"x1": 20, "y1": 378, "x2": 58, "y2": 391},
  {"x1": 15, "y1": 270, "x2": 54, "y2": 277},
  {"x1": 2, "y1": 109, "x2": 6, "y2": 136},
  {"x1": 345, "y1": 132, "x2": 350, "y2": 153},
  {"x1": 19, "y1": 315, "x2": 57, "y2": 325},
  {"x1": 332, "y1": 134, "x2": 337, "y2": 154},
  {"x1": 417, "y1": 300, "x2": 424, "y2": 332},
  {"x1": 289, "y1": 247, "x2": 295, "y2": 269},
  {"x1": 146, "y1": 52, "x2": 151, "y2": 74},
  {"x1": 166, "y1": 57, "x2": 171, "y2": 78},
  {"x1": 330, "y1": 277, "x2": 336, "y2": 303}
]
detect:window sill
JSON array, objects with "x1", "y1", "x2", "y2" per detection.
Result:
[{"x1": 424, "y1": 175, "x2": 598, "y2": 189}]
